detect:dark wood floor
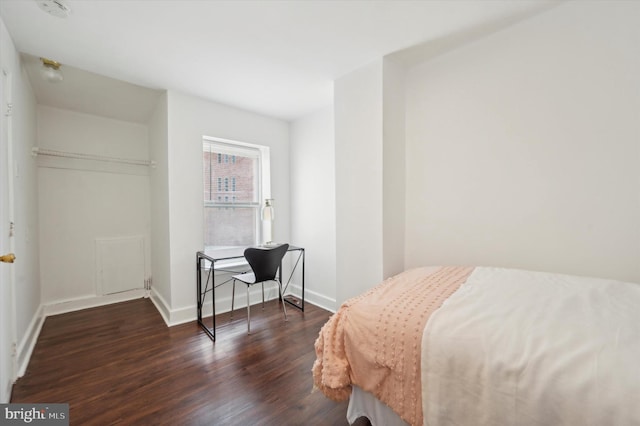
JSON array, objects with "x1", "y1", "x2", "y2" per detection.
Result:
[{"x1": 11, "y1": 298, "x2": 353, "y2": 425}]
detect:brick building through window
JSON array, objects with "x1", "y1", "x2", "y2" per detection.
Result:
[{"x1": 203, "y1": 138, "x2": 269, "y2": 248}]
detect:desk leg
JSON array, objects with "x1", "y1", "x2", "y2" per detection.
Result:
[
  {"x1": 196, "y1": 255, "x2": 202, "y2": 324},
  {"x1": 278, "y1": 262, "x2": 283, "y2": 302},
  {"x1": 197, "y1": 253, "x2": 216, "y2": 341},
  {"x1": 301, "y1": 249, "x2": 305, "y2": 311},
  {"x1": 282, "y1": 249, "x2": 305, "y2": 312},
  {"x1": 211, "y1": 261, "x2": 216, "y2": 339},
  {"x1": 196, "y1": 254, "x2": 202, "y2": 323}
]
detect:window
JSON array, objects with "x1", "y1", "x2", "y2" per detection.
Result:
[{"x1": 202, "y1": 136, "x2": 270, "y2": 249}]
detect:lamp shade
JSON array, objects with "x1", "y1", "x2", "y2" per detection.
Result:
[{"x1": 261, "y1": 199, "x2": 274, "y2": 221}]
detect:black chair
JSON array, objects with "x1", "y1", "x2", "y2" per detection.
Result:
[{"x1": 231, "y1": 243, "x2": 289, "y2": 334}]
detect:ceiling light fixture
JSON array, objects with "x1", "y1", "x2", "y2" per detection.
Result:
[
  {"x1": 40, "y1": 57, "x2": 64, "y2": 83},
  {"x1": 35, "y1": 0, "x2": 71, "y2": 18}
]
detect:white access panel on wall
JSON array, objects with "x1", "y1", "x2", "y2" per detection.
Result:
[{"x1": 96, "y1": 236, "x2": 145, "y2": 295}]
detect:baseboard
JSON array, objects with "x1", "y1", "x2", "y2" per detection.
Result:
[
  {"x1": 157, "y1": 283, "x2": 302, "y2": 327},
  {"x1": 42, "y1": 289, "x2": 148, "y2": 317},
  {"x1": 1, "y1": 380, "x2": 10, "y2": 403},
  {"x1": 279, "y1": 282, "x2": 337, "y2": 313},
  {"x1": 148, "y1": 286, "x2": 199, "y2": 327},
  {"x1": 300, "y1": 286, "x2": 337, "y2": 313},
  {"x1": 16, "y1": 304, "x2": 45, "y2": 378},
  {"x1": 166, "y1": 289, "x2": 278, "y2": 327},
  {"x1": 149, "y1": 288, "x2": 171, "y2": 327}
]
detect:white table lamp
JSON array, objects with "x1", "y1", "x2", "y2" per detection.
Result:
[{"x1": 261, "y1": 198, "x2": 275, "y2": 244}]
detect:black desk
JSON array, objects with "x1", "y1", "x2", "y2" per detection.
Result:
[{"x1": 196, "y1": 245, "x2": 305, "y2": 341}]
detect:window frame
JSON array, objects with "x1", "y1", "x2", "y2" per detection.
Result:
[{"x1": 202, "y1": 135, "x2": 271, "y2": 249}]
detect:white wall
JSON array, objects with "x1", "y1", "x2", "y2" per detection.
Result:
[
  {"x1": 164, "y1": 90, "x2": 289, "y2": 323},
  {"x1": 290, "y1": 106, "x2": 337, "y2": 310},
  {"x1": 334, "y1": 60, "x2": 384, "y2": 304},
  {"x1": 11, "y1": 64, "x2": 39, "y2": 377},
  {"x1": 382, "y1": 58, "x2": 406, "y2": 279},
  {"x1": 38, "y1": 106, "x2": 151, "y2": 304},
  {"x1": 148, "y1": 92, "x2": 171, "y2": 318},
  {"x1": 405, "y1": 1, "x2": 640, "y2": 283},
  {"x1": 332, "y1": 58, "x2": 412, "y2": 306},
  {"x1": 0, "y1": 16, "x2": 40, "y2": 395}
]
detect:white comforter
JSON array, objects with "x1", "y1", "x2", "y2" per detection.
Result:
[{"x1": 421, "y1": 267, "x2": 640, "y2": 426}]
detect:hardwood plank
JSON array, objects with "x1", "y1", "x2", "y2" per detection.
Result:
[{"x1": 11, "y1": 298, "x2": 352, "y2": 425}]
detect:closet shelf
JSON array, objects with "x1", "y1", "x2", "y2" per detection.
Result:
[{"x1": 31, "y1": 147, "x2": 156, "y2": 168}]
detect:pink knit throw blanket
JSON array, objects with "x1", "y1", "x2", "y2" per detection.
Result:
[{"x1": 312, "y1": 266, "x2": 474, "y2": 426}]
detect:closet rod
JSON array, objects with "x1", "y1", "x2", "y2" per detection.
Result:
[{"x1": 32, "y1": 147, "x2": 156, "y2": 167}]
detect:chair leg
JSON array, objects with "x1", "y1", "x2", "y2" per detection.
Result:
[
  {"x1": 246, "y1": 285, "x2": 251, "y2": 334},
  {"x1": 261, "y1": 282, "x2": 265, "y2": 309},
  {"x1": 276, "y1": 279, "x2": 288, "y2": 321},
  {"x1": 230, "y1": 280, "x2": 236, "y2": 320}
]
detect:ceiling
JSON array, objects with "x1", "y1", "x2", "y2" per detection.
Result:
[{"x1": 1, "y1": 0, "x2": 559, "y2": 123}]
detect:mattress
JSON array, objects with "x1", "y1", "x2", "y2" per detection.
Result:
[{"x1": 422, "y1": 267, "x2": 640, "y2": 425}]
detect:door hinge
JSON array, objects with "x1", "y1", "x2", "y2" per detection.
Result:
[
  {"x1": 9, "y1": 221, "x2": 15, "y2": 237},
  {"x1": 5, "y1": 102, "x2": 13, "y2": 117}
]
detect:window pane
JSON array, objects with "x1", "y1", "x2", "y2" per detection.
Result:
[
  {"x1": 203, "y1": 149, "x2": 258, "y2": 203},
  {"x1": 203, "y1": 139, "x2": 265, "y2": 249},
  {"x1": 204, "y1": 206, "x2": 257, "y2": 247}
]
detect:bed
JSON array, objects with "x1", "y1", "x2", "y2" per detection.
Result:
[{"x1": 312, "y1": 266, "x2": 640, "y2": 426}]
